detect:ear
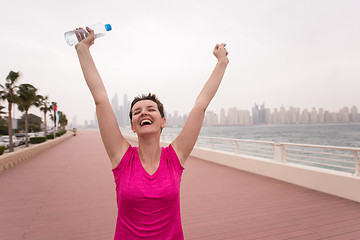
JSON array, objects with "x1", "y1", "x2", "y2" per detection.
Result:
[
  {"x1": 131, "y1": 123, "x2": 136, "y2": 133},
  {"x1": 161, "y1": 117, "x2": 166, "y2": 129}
]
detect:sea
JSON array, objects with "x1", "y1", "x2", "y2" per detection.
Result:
[
  {"x1": 119, "y1": 123, "x2": 360, "y2": 148},
  {"x1": 160, "y1": 123, "x2": 360, "y2": 148},
  {"x1": 119, "y1": 123, "x2": 359, "y2": 173},
  {"x1": 161, "y1": 123, "x2": 360, "y2": 174}
]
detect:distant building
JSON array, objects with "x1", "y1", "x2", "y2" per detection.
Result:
[
  {"x1": 310, "y1": 107, "x2": 318, "y2": 124},
  {"x1": 252, "y1": 103, "x2": 267, "y2": 124},
  {"x1": 205, "y1": 111, "x2": 218, "y2": 126},
  {"x1": 252, "y1": 104, "x2": 259, "y2": 124},
  {"x1": 318, "y1": 108, "x2": 324, "y2": 124},
  {"x1": 220, "y1": 108, "x2": 227, "y2": 125},
  {"x1": 272, "y1": 108, "x2": 279, "y2": 124},
  {"x1": 266, "y1": 109, "x2": 272, "y2": 124},
  {"x1": 280, "y1": 105, "x2": 286, "y2": 124},
  {"x1": 228, "y1": 107, "x2": 238, "y2": 125},
  {"x1": 111, "y1": 94, "x2": 120, "y2": 125},
  {"x1": 238, "y1": 110, "x2": 251, "y2": 125},
  {"x1": 339, "y1": 107, "x2": 350, "y2": 123},
  {"x1": 351, "y1": 106, "x2": 359, "y2": 122},
  {"x1": 301, "y1": 109, "x2": 309, "y2": 124},
  {"x1": 83, "y1": 94, "x2": 359, "y2": 127},
  {"x1": 123, "y1": 94, "x2": 130, "y2": 126}
]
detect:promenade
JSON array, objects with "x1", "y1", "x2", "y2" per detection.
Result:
[{"x1": 1, "y1": 130, "x2": 360, "y2": 240}]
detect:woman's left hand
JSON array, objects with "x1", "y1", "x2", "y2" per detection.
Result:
[{"x1": 213, "y1": 43, "x2": 229, "y2": 64}]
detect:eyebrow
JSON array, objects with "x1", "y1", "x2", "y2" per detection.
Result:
[{"x1": 132, "y1": 105, "x2": 157, "y2": 112}]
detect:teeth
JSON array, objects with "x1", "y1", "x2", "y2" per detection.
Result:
[{"x1": 141, "y1": 119, "x2": 152, "y2": 126}]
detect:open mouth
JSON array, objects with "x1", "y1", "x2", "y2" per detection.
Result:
[{"x1": 140, "y1": 119, "x2": 153, "y2": 126}]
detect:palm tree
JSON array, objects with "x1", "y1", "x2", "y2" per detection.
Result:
[
  {"x1": 16, "y1": 83, "x2": 38, "y2": 147},
  {"x1": 58, "y1": 111, "x2": 68, "y2": 130},
  {"x1": 49, "y1": 102, "x2": 57, "y2": 137},
  {"x1": 50, "y1": 102, "x2": 57, "y2": 132},
  {"x1": 37, "y1": 95, "x2": 52, "y2": 137},
  {"x1": 0, "y1": 71, "x2": 20, "y2": 152}
]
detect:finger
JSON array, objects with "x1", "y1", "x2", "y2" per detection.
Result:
[
  {"x1": 86, "y1": 27, "x2": 94, "y2": 34},
  {"x1": 80, "y1": 29, "x2": 86, "y2": 40},
  {"x1": 75, "y1": 29, "x2": 82, "y2": 42},
  {"x1": 74, "y1": 27, "x2": 86, "y2": 41}
]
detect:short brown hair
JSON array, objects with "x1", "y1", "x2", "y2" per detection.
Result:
[{"x1": 129, "y1": 93, "x2": 165, "y2": 122}]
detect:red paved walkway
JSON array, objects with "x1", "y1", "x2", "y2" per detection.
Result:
[{"x1": 1, "y1": 130, "x2": 360, "y2": 240}]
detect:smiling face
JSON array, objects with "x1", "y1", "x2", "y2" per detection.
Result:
[{"x1": 130, "y1": 100, "x2": 166, "y2": 135}]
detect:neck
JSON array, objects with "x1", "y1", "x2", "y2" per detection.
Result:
[{"x1": 137, "y1": 133, "x2": 162, "y2": 165}]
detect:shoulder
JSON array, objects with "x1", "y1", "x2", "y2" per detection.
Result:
[
  {"x1": 163, "y1": 144, "x2": 184, "y2": 170},
  {"x1": 112, "y1": 145, "x2": 136, "y2": 171},
  {"x1": 163, "y1": 144, "x2": 176, "y2": 158}
]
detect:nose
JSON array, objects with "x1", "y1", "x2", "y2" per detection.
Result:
[{"x1": 140, "y1": 110, "x2": 148, "y2": 116}]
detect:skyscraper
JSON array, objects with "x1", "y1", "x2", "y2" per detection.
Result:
[
  {"x1": 123, "y1": 94, "x2": 130, "y2": 126},
  {"x1": 220, "y1": 108, "x2": 227, "y2": 125},
  {"x1": 318, "y1": 108, "x2": 324, "y2": 124},
  {"x1": 301, "y1": 109, "x2": 310, "y2": 124},
  {"x1": 252, "y1": 103, "x2": 267, "y2": 124},
  {"x1": 252, "y1": 104, "x2": 260, "y2": 124},
  {"x1": 310, "y1": 107, "x2": 318, "y2": 124},
  {"x1": 351, "y1": 106, "x2": 359, "y2": 122},
  {"x1": 280, "y1": 105, "x2": 286, "y2": 124},
  {"x1": 238, "y1": 110, "x2": 251, "y2": 125},
  {"x1": 205, "y1": 111, "x2": 218, "y2": 126},
  {"x1": 111, "y1": 94, "x2": 120, "y2": 124},
  {"x1": 228, "y1": 107, "x2": 238, "y2": 125}
]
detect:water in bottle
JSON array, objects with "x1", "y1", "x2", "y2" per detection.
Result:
[{"x1": 64, "y1": 23, "x2": 112, "y2": 46}]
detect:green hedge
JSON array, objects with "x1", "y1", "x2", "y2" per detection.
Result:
[
  {"x1": 46, "y1": 134, "x2": 55, "y2": 139},
  {"x1": 56, "y1": 130, "x2": 67, "y2": 137},
  {"x1": 46, "y1": 130, "x2": 66, "y2": 139},
  {"x1": 30, "y1": 137, "x2": 47, "y2": 144},
  {"x1": 0, "y1": 146, "x2": 5, "y2": 155}
]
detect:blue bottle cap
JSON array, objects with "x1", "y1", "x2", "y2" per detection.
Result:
[{"x1": 105, "y1": 24, "x2": 112, "y2": 31}]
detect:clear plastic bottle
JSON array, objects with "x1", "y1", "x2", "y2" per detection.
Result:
[{"x1": 64, "y1": 23, "x2": 112, "y2": 46}]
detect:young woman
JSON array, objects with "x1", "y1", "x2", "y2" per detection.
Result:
[{"x1": 75, "y1": 27, "x2": 229, "y2": 239}]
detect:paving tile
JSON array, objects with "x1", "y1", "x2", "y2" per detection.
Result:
[{"x1": 1, "y1": 130, "x2": 360, "y2": 240}]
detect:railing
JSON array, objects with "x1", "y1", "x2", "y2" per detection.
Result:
[{"x1": 160, "y1": 134, "x2": 360, "y2": 176}]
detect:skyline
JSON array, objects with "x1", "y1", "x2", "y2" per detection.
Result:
[
  {"x1": 71, "y1": 92, "x2": 360, "y2": 127},
  {"x1": 1, "y1": 0, "x2": 360, "y2": 124}
]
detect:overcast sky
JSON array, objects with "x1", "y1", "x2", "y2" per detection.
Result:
[{"x1": 1, "y1": 0, "x2": 359, "y2": 125}]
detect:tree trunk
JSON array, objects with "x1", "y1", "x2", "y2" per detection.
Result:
[
  {"x1": 8, "y1": 101, "x2": 14, "y2": 152},
  {"x1": 25, "y1": 110, "x2": 29, "y2": 147},
  {"x1": 44, "y1": 111, "x2": 47, "y2": 137}
]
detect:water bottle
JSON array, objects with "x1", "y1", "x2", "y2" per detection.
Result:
[{"x1": 64, "y1": 23, "x2": 112, "y2": 46}]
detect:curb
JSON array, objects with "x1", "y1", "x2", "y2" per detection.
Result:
[{"x1": 0, "y1": 132, "x2": 74, "y2": 175}]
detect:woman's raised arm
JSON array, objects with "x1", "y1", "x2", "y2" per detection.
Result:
[
  {"x1": 75, "y1": 28, "x2": 129, "y2": 168},
  {"x1": 171, "y1": 43, "x2": 229, "y2": 166}
]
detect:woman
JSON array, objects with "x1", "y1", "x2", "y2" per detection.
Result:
[{"x1": 75, "y1": 27, "x2": 229, "y2": 239}]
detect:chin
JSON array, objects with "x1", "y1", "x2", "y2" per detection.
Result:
[{"x1": 136, "y1": 127, "x2": 161, "y2": 136}]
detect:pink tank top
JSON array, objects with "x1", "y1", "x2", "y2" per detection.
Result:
[{"x1": 112, "y1": 144, "x2": 184, "y2": 239}]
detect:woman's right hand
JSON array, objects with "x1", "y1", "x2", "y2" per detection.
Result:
[{"x1": 75, "y1": 27, "x2": 95, "y2": 49}]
